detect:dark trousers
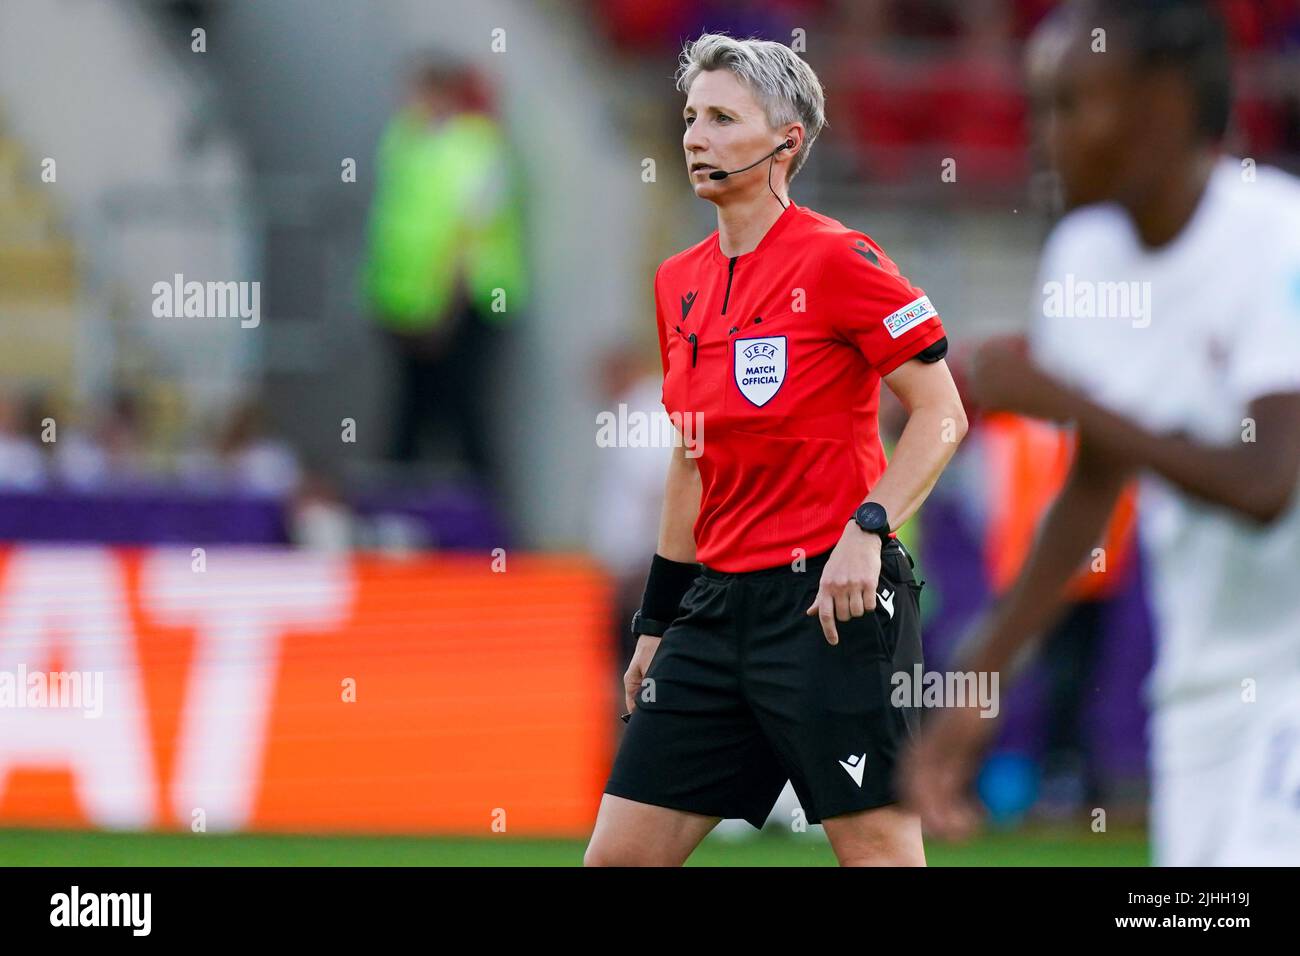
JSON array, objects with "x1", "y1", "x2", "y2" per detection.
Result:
[
  {"x1": 1040, "y1": 598, "x2": 1106, "y2": 800},
  {"x1": 385, "y1": 303, "x2": 500, "y2": 488}
]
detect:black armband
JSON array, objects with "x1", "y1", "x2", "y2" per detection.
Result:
[
  {"x1": 914, "y1": 335, "x2": 948, "y2": 364},
  {"x1": 636, "y1": 553, "x2": 700, "y2": 630}
]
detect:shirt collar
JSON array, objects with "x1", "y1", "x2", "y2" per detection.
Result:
[{"x1": 709, "y1": 200, "x2": 802, "y2": 266}]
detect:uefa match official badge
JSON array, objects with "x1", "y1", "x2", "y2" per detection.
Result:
[{"x1": 734, "y1": 335, "x2": 787, "y2": 406}]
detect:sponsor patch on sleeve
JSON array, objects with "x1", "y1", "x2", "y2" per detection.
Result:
[{"x1": 882, "y1": 295, "x2": 936, "y2": 339}]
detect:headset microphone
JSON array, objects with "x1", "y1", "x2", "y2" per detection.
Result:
[{"x1": 708, "y1": 140, "x2": 793, "y2": 180}]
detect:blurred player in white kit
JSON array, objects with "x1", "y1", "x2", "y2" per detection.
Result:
[{"x1": 902, "y1": 0, "x2": 1300, "y2": 865}]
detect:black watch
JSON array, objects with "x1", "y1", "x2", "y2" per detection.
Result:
[
  {"x1": 630, "y1": 609, "x2": 671, "y2": 637},
  {"x1": 851, "y1": 501, "x2": 891, "y2": 545}
]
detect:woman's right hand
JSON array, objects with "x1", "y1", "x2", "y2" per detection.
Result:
[{"x1": 623, "y1": 635, "x2": 662, "y2": 716}]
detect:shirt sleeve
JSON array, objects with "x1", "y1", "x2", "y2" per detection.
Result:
[{"x1": 821, "y1": 235, "x2": 946, "y2": 375}]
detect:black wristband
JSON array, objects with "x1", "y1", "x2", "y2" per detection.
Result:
[{"x1": 639, "y1": 553, "x2": 700, "y2": 623}]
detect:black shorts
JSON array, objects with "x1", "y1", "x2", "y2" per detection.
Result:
[{"x1": 604, "y1": 539, "x2": 925, "y2": 828}]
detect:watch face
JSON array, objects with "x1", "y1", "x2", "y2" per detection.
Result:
[{"x1": 855, "y1": 502, "x2": 888, "y2": 532}]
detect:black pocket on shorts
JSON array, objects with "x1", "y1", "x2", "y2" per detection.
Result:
[
  {"x1": 873, "y1": 552, "x2": 917, "y2": 659},
  {"x1": 668, "y1": 574, "x2": 708, "y2": 628}
]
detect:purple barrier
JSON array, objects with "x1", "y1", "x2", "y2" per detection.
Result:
[
  {"x1": 0, "y1": 490, "x2": 289, "y2": 545},
  {"x1": 0, "y1": 486, "x2": 509, "y2": 550},
  {"x1": 351, "y1": 487, "x2": 511, "y2": 550}
]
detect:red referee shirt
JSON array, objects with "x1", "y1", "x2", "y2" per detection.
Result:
[{"x1": 655, "y1": 201, "x2": 947, "y2": 572}]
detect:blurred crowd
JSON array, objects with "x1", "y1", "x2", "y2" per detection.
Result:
[
  {"x1": 0, "y1": 387, "x2": 300, "y2": 497},
  {"x1": 0, "y1": 56, "x2": 527, "y2": 512},
  {"x1": 595, "y1": 0, "x2": 1300, "y2": 186},
  {"x1": 597, "y1": 0, "x2": 1300, "y2": 52},
  {"x1": 0, "y1": 384, "x2": 474, "y2": 553}
]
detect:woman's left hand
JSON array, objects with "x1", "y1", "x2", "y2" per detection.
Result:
[{"x1": 805, "y1": 523, "x2": 883, "y2": 645}]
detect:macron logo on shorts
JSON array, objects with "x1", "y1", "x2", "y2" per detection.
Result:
[
  {"x1": 882, "y1": 295, "x2": 935, "y2": 339},
  {"x1": 839, "y1": 753, "x2": 866, "y2": 787},
  {"x1": 877, "y1": 586, "x2": 894, "y2": 620}
]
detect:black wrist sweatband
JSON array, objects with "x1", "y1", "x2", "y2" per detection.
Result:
[{"x1": 640, "y1": 553, "x2": 700, "y2": 623}]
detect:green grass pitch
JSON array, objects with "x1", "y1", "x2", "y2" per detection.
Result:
[{"x1": 0, "y1": 824, "x2": 1147, "y2": 866}]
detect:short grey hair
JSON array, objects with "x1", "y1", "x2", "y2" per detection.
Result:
[{"x1": 675, "y1": 33, "x2": 827, "y2": 184}]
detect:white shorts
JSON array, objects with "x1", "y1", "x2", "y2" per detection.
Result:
[{"x1": 1151, "y1": 694, "x2": 1300, "y2": 866}]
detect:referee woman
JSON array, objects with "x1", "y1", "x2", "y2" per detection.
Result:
[{"x1": 585, "y1": 34, "x2": 968, "y2": 867}]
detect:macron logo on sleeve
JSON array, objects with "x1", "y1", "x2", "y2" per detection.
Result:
[{"x1": 883, "y1": 295, "x2": 935, "y2": 339}]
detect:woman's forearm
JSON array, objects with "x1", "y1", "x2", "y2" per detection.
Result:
[
  {"x1": 866, "y1": 402, "x2": 967, "y2": 530},
  {"x1": 656, "y1": 443, "x2": 702, "y2": 562}
]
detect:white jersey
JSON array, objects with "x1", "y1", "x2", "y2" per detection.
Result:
[{"x1": 1030, "y1": 156, "x2": 1300, "y2": 780}]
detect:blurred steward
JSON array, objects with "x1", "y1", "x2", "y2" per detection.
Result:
[
  {"x1": 979, "y1": 410, "x2": 1138, "y2": 814},
  {"x1": 361, "y1": 59, "x2": 528, "y2": 489}
]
